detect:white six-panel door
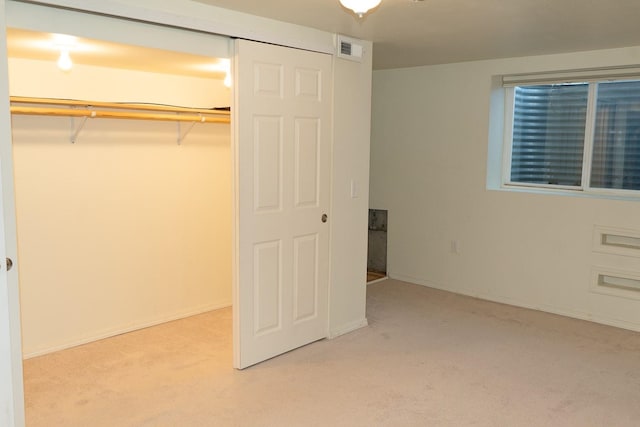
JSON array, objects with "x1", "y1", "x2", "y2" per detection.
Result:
[{"x1": 234, "y1": 40, "x2": 332, "y2": 369}]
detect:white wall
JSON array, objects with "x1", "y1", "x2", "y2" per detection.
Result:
[
  {"x1": 9, "y1": 58, "x2": 232, "y2": 357},
  {"x1": 329, "y1": 46, "x2": 373, "y2": 337},
  {"x1": 371, "y1": 45, "x2": 640, "y2": 332}
]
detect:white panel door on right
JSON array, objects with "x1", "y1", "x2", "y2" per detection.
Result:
[{"x1": 234, "y1": 39, "x2": 332, "y2": 369}]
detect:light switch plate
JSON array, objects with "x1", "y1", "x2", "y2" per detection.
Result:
[{"x1": 351, "y1": 180, "x2": 358, "y2": 198}]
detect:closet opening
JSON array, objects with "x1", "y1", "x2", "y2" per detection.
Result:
[
  {"x1": 367, "y1": 209, "x2": 387, "y2": 283},
  {"x1": 7, "y1": 26, "x2": 234, "y2": 421}
]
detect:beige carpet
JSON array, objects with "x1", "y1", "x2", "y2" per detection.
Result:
[{"x1": 24, "y1": 279, "x2": 640, "y2": 426}]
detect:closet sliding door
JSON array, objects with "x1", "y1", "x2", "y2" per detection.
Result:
[{"x1": 234, "y1": 39, "x2": 332, "y2": 369}]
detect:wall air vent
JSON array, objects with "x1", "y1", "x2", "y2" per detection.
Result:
[
  {"x1": 337, "y1": 35, "x2": 364, "y2": 62},
  {"x1": 341, "y1": 41, "x2": 352, "y2": 56}
]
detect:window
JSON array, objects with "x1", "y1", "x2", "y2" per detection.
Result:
[
  {"x1": 505, "y1": 77, "x2": 640, "y2": 195},
  {"x1": 591, "y1": 81, "x2": 640, "y2": 190}
]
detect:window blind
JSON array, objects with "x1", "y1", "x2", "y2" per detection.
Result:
[
  {"x1": 591, "y1": 80, "x2": 640, "y2": 190},
  {"x1": 510, "y1": 84, "x2": 588, "y2": 186}
]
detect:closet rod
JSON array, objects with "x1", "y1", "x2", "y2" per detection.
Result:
[
  {"x1": 10, "y1": 96, "x2": 230, "y2": 116},
  {"x1": 10, "y1": 106, "x2": 230, "y2": 124}
]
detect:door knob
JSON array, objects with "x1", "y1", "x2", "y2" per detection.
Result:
[
  {"x1": 5, "y1": 258, "x2": 12, "y2": 271},
  {"x1": 321, "y1": 214, "x2": 328, "y2": 223}
]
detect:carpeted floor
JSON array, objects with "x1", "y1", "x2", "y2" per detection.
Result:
[{"x1": 23, "y1": 279, "x2": 640, "y2": 426}]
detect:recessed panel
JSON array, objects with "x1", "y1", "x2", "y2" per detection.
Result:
[
  {"x1": 254, "y1": 240, "x2": 282, "y2": 335},
  {"x1": 591, "y1": 266, "x2": 640, "y2": 302},
  {"x1": 293, "y1": 234, "x2": 318, "y2": 322},
  {"x1": 254, "y1": 62, "x2": 283, "y2": 98},
  {"x1": 254, "y1": 116, "x2": 283, "y2": 212},
  {"x1": 294, "y1": 118, "x2": 320, "y2": 208},
  {"x1": 295, "y1": 68, "x2": 321, "y2": 101}
]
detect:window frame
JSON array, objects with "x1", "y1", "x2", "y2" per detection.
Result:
[{"x1": 502, "y1": 76, "x2": 640, "y2": 198}]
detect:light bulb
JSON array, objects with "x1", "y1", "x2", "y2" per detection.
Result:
[
  {"x1": 339, "y1": 0, "x2": 382, "y2": 17},
  {"x1": 57, "y1": 49, "x2": 72, "y2": 71},
  {"x1": 224, "y1": 72, "x2": 232, "y2": 88}
]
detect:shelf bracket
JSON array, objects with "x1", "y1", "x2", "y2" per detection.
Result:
[
  {"x1": 176, "y1": 115, "x2": 205, "y2": 145},
  {"x1": 69, "y1": 110, "x2": 95, "y2": 143}
]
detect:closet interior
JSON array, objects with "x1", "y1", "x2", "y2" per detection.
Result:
[{"x1": 7, "y1": 27, "x2": 233, "y2": 358}]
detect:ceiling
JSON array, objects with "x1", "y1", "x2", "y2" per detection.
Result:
[
  {"x1": 192, "y1": 0, "x2": 640, "y2": 70},
  {"x1": 6, "y1": 28, "x2": 229, "y2": 79}
]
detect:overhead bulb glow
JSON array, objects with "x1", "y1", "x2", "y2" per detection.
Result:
[
  {"x1": 57, "y1": 49, "x2": 72, "y2": 71},
  {"x1": 339, "y1": 0, "x2": 382, "y2": 17},
  {"x1": 224, "y1": 72, "x2": 232, "y2": 88}
]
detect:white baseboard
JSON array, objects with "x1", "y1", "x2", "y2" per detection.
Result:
[
  {"x1": 328, "y1": 317, "x2": 368, "y2": 339},
  {"x1": 23, "y1": 300, "x2": 232, "y2": 359},
  {"x1": 390, "y1": 273, "x2": 640, "y2": 334}
]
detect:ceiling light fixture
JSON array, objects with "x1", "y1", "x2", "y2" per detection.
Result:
[
  {"x1": 339, "y1": 0, "x2": 382, "y2": 18},
  {"x1": 52, "y1": 34, "x2": 77, "y2": 72},
  {"x1": 56, "y1": 48, "x2": 73, "y2": 71}
]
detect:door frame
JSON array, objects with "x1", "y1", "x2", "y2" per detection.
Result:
[{"x1": 0, "y1": 0, "x2": 25, "y2": 424}]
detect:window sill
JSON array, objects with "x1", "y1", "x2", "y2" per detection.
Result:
[{"x1": 491, "y1": 184, "x2": 640, "y2": 202}]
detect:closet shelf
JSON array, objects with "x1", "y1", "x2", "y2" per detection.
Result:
[{"x1": 9, "y1": 96, "x2": 231, "y2": 124}]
